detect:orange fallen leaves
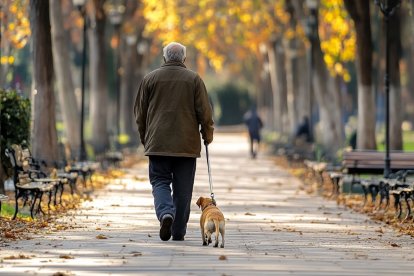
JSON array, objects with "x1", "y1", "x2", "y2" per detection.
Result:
[{"x1": 96, "y1": 234, "x2": 108, "y2": 239}]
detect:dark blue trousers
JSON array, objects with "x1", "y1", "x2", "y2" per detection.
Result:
[{"x1": 149, "y1": 156, "x2": 196, "y2": 238}]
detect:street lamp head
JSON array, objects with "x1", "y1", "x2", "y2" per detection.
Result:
[
  {"x1": 105, "y1": 0, "x2": 126, "y2": 26},
  {"x1": 72, "y1": 0, "x2": 86, "y2": 8},
  {"x1": 126, "y1": 33, "x2": 137, "y2": 46},
  {"x1": 374, "y1": 0, "x2": 401, "y2": 16},
  {"x1": 306, "y1": 0, "x2": 318, "y2": 10}
]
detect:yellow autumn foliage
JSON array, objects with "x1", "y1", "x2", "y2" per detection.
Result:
[
  {"x1": 1, "y1": 0, "x2": 31, "y2": 52},
  {"x1": 320, "y1": 0, "x2": 355, "y2": 82},
  {"x1": 142, "y1": 0, "x2": 289, "y2": 72}
]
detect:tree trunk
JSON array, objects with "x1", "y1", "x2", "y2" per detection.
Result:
[
  {"x1": 295, "y1": 51, "x2": 311, "y2": 126},
  {"x1": 388, "y1": 9, "x2": 403, "y2": 150},
  {"x1": 30, "y1": 0, "x2": 58, "y2": 164},
  {"x1": 283, "y1": 40, "x2": 296, "y2": 134},
  {"x1": 88, "y1": 0, "x2": 109, "y2": 155},
  {"x1": 312, "y1": 34, "x2": 344, "y2": 156},
  {"x1": 344, "y1": 0, "x2": 376, "y2": 150},
  {"x1": 267, "y1": 40, "x2": 281, "y2": 132},
  {"x1": 275, "y1": 40, "x2": 289, "y2": 135},
  {"x1": 49, "y1": 0, "x2": 80, "y2": 157},
  {"x1": 120, "y1": 38, "x2": 144, "y2": 147},
  {"x1": 291, "y1": 0, "x2": 313, "y2": 138}
]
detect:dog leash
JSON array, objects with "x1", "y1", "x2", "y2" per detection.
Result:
[{"x1": 205, "y1": 143, "x2": 216, "y2": 205}]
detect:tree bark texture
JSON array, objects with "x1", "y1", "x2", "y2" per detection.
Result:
[
  {"x1": 120, "y1": 38, "x2": 143, "y2": 146},
  {"x1": 88, "y1": 0, "x2": 109, "y2": 154},
  {"x1": 312, "y1": 34, "x2": 344, "y2": 155},
  {"x1": 388, "y1": 9, "x2": 403, "y2": 150},
  {"x1": 267, "y1": 40, "x2": 281, "y2": 132},
  {"x1": 30, "y1": 0, "x2": 59, "y2": 164},
  {"x1": 291, "y1": 0, "x2": 312, "y2": 135},
  {"x1": 344, "y1": 0, "x2": 376, "y2": 150},
  {"x1": 50, "y1": 0, "x2": 81, "y2": 156}
]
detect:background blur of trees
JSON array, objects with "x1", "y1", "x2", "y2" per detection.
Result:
[{"x1": 1, "y1": 0, "x2": 414, "y2": 169}]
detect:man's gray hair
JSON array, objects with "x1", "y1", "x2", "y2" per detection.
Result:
[{"x1": 163, "y1": 42, "x2": 186, "y2": 62}]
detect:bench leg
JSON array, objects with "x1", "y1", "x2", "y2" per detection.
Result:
[
  {"x1": 69, "y1": 179, "x2": 75, "y2": 195},
  {"x1": 384, "y1": 188, "x2": 390, "y2": 210},
  {"x1": 59, "y1": 183, "x2": 64, "y2": 203},
  {"x1": 30, "y1": 191, "x2": 39, "y2": 219},
  {"x1": 12, "y1": 190, "x2": 21, "y2": 220},
  {"x1": 369, "y1": 185, "x2": 379, "y2": 205},
  {"x1": 36, "y1": 191, "x2": 46, "y2": 216},
  {"x1": 378, "y1": 186, "x2": 388, "y2": 210},
  {"x1": 48, "y1": 190, "x2": 53, "y2": 211},
  {"x1": 404, "y1": 193, "x2": 412, "y2": 221},
  {"x1": 393, "y1": 194, "x2": 402, "y2": 219},
  {"x1": 53, "y1": 185, "x2": 59, "y2": 205},
  {"x1": 361, "y1": 185, "x2": 368, "y2": 206}
]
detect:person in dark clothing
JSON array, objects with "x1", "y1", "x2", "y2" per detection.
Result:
[
  {"x1": 243, "y1": 106, "x2": 263, "y2": 159},
  {"x1": 134, "y1": 42, "x2": 214, "y2": 242},
  {"x1": 295, "y1": 116, "x2": 313, "y2": 143},
  {"x1": 349, "y1": 130, "x2": 357, "y2": 150}
]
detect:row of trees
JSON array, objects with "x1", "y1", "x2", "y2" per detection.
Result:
[{"x1": 1, "y1": 0, "x2": 414, "y2": 171}]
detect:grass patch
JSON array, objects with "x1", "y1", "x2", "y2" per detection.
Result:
[
  {"x1": 376, "y1": 130, "x2": 414, "y2": 151},
  {"x1": 1, "y1": 202, "x2": 31, "y2": 219}
]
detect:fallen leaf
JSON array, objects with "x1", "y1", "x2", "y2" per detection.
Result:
[
  {"x1": 244, "y1": 212, "x2": 256, "y2": 216},
  {"x1": 96, "y1": 234, "x2": 108, "y2": 239},
  {"x1": 52, "y1": 272, "x2": 74, "y2": 276},
  {"x1": 4, "y1": 232, "x2": 16, "y2": 239},
  {"x1": 59, "y1": 255, "x2": 74, "y2": 259},
  {"x1": 4, "y1": 254, "x2": 31, "y2": 260},
  {"x1": 219, "y1": 255, "x2": 227, "y2": 261}
]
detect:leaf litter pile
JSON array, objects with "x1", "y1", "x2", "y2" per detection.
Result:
[
  {"x1": 274, "y1": 156, "x2": 414, "y2": 238},
  {"x1": 0, "y1": 155, "x2": 137, "y2": 245}
]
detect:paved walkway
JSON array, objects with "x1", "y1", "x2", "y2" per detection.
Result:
[{"x1": 1, "y1": 133, "x2": 414, "y2": 275}]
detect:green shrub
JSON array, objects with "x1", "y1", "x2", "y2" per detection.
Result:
[
  {"x1": 211, "y1": 83, "x2": 252, "y2": 125},
  {"x1": 0, "y1": 89, "x2": 31, "y2": 171}
]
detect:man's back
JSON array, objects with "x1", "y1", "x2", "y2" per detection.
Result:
[{"x1": 135, "y1": 61, "x2": 214, "y2": 158}]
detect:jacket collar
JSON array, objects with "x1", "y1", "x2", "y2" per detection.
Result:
[{"x1": 162, "y1": 61, "x2": 186, "y2": 68}]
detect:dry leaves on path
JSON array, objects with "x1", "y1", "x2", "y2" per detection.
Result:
[
  {"x1": 275, "y1": 155, "x2": 414, "y2": 238},
  {"x1": 96, "y1": 234, "x2": 108, "y2": 239}
]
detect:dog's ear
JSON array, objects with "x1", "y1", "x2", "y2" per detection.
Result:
[{"x1": 196, "y1": 197, "x2": 202, "y2": 208}]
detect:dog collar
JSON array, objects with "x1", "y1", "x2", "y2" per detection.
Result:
[{"x1": 202, "y1": 202, "x2": 216, "y2": 211}]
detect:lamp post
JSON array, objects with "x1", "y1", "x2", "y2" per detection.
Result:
[
  {"x1": 374, "y1": 0, "x2": 401, "y2": 178},
  {"x1": 305, "y1": 0, "x2": 318, "y2": 143},
  {"x1": 73, "y1": 0, "x2": 87, "y2": 161},
  {"x1": 105, "y1": 0, "x2": 125, "y2": 150}
]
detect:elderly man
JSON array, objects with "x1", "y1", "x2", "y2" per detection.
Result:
[{"x1": 134, "y1": 42, "x2": 214, "y2": 241}]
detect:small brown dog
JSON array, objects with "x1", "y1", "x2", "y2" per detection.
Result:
[{"x1": 196, "y1": 196, "x2": 225, "y2": 248}]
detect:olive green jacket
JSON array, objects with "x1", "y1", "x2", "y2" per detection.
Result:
[{"x1": 134, "y1": 61, "x2": 214, "y2": 158}]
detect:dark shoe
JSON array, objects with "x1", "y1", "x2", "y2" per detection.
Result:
[
  {"x1": 172, "y1": 235, "x2": 184, "y2": 241},
  {"x1": 159, "y1": 214, "x2": 173, "y2": 241}
]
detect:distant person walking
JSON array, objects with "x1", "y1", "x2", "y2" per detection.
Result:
[
  {"x1": 134, "y1": 42, "x2": 214, "y2": 242},
  {"x1": 243, "y1": 106, "x2": 263, "y2": 159}
]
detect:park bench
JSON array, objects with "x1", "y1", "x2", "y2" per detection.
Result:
[
  {"x1": 342, "y1": 150, "x2": 414, "y2": 219},
  {"x1": 5, "y1": 145, "x2": 66, "y2": 219},
  {"x1": 303, "y1": 160, "x2": 344, "y2": 198}
]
